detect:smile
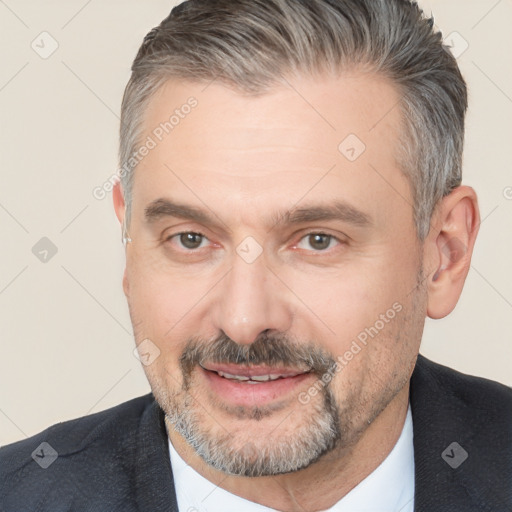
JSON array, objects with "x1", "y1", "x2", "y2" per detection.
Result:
[
  {"x1": 216, "y1": 371, "x2": 299, "y2": 382},
  {"x1": 198, "y1": 362, "x2": 314, "y2": 406}
]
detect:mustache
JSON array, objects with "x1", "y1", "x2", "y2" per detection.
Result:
[{"x1": 179, "y1": 332, "x2": 337, "y2": 379}]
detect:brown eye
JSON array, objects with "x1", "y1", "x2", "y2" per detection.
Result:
[
  {"x1": 307, "y1": 234, "x2": 332, "y2": 250},
  {"x1": 165, "y1": 232, "x2": 208, "y2": 250},
  {"x1": 294, "y1": 233, "x2": 338, "y2": 252},
  {"x1": 178, "y1": 232, "x2": 205, "y2": 249}
]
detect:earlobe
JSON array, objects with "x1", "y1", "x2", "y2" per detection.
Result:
[{"x1": 426, "y1": 186, "x2": 480, "y2": 319}]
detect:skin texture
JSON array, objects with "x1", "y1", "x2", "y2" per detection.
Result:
[{"x1": 113, "y1": 72, "x2": 479, "y2": 511}]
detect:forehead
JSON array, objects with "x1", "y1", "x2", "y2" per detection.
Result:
[
  {"x1": 141, "y1": 71, "x2": 402, "y2": 159},
  {"x1": 131, "y1": 72, "x2": 411, "y2": 233}
]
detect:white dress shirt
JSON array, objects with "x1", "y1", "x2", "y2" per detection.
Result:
[{"x1": 168, "y1": 404, "x2": 414, "y2": 512}]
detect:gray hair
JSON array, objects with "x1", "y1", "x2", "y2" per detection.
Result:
[{"x1": 119, "y1": 0, "x2": 467, "y2": 240}]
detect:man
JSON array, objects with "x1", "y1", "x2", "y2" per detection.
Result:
[{"x1": 1, "y1": 0, "x2": 511, "y2": 510}]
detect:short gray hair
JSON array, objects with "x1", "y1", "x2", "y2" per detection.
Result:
[{"x1": 119, "y1": 0, "x2": 467, "y2": 240}]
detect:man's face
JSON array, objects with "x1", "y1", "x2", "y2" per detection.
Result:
[{"x1": 120, "y1": 72, "x2": 427, "y2": 476}]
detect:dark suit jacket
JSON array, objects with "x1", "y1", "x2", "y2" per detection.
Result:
[{"x1": 1, "y1": 354, "x2": 511, "y2": 511}]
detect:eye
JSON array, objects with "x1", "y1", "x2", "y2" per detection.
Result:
[
  {"x1": 166, "y1": 231, "x2": 209, "y2": 250},
  {"x1": 295, "y1": 233, "x2": 340, "y2": 252}
]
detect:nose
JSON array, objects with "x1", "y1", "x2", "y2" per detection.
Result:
[{"x1": 211, "y1": 251, "x2": 294, "y2": 345}]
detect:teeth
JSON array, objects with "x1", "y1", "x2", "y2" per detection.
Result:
[
  {"x1": 216, "y1": 371, "x2": 286, "y2": 382},
  {"x1": 249, "y1": 374, "x2": 270, "y2": 382},
  {"x1": 217, "y1": 371, "x2": 250, "y2": 381}
]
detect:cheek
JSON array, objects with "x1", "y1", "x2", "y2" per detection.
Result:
[
  {"x1": 125, "y1": 257, "x2": 222, "y2": 363},
  {"x1": 284, "y1": 258, "x2": 409, "y2": 354},
  {"x1": 127, "y1": 248, "x2": 197, "y2": 313},
  {"x1": 332, "y1": 277, "x2": 425, "y2": 390}
]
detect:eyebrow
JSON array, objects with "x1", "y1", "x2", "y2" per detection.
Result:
[
  {"x1": 145, "y1": 199, "x2": 214, "y2": 225},
  {"x1": 273, "y1": 202, "x2": 371, "y2": 228},
  {"x1": 144, "y1": 198, "x2": 372, "y2": 229}
]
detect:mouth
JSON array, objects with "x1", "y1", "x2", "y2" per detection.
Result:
[
  {"x1": 198, "y1": 362, "x2": 314, "y2": 407},
  {"x1": 201, "y1": 362, "x2": 310, "y2": 381}
]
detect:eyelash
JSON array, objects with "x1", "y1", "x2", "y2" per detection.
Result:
[{"x1": 164, "y1": 230, "x2": 344, "y2": 253}]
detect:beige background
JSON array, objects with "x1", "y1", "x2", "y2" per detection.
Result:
[{"x1": 1, "y1": 0, "x2": 511, "y2": 446}]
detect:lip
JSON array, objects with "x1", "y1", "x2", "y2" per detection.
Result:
[{"x1": 199, "y1": 363, "x2": 314, "y2": 407}]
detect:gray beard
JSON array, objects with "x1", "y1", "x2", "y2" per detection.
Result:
[
  {"x1": 163, "y1": 383, "x2": 341, "y2": 477},
  {"x1": 148, "y1": 275, "x2": 425, "y2": 479}
]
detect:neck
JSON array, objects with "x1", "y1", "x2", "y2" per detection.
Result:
[{"x1": 166, "y1": 385, "x2": 410, "y2": 512}]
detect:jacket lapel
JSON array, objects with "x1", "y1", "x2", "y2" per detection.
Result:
[
  {"x1": 134, "y1": 399, "x2": 180, "y2": 512},
  {"x1": 410, "y1": 354, "x2": 511, "y2": 512}
]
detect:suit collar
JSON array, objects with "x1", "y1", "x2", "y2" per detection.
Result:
[
  {"x1": 135, "y1": 399, "x2": 179, "y2": 512},
  {"x1": 410, "y1": 354, "x2": 507, "y2": 512}
]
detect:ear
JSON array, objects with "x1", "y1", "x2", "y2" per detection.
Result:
[
  {"x1": 113, "y1": 180, "x2": 125, "y2": 225},
  {"x1": 425, "y1": 186, "x2": 480, "y2": 319},
  {"x1": 112, "y1": 181, "x2": 130, "y2": 297}
]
